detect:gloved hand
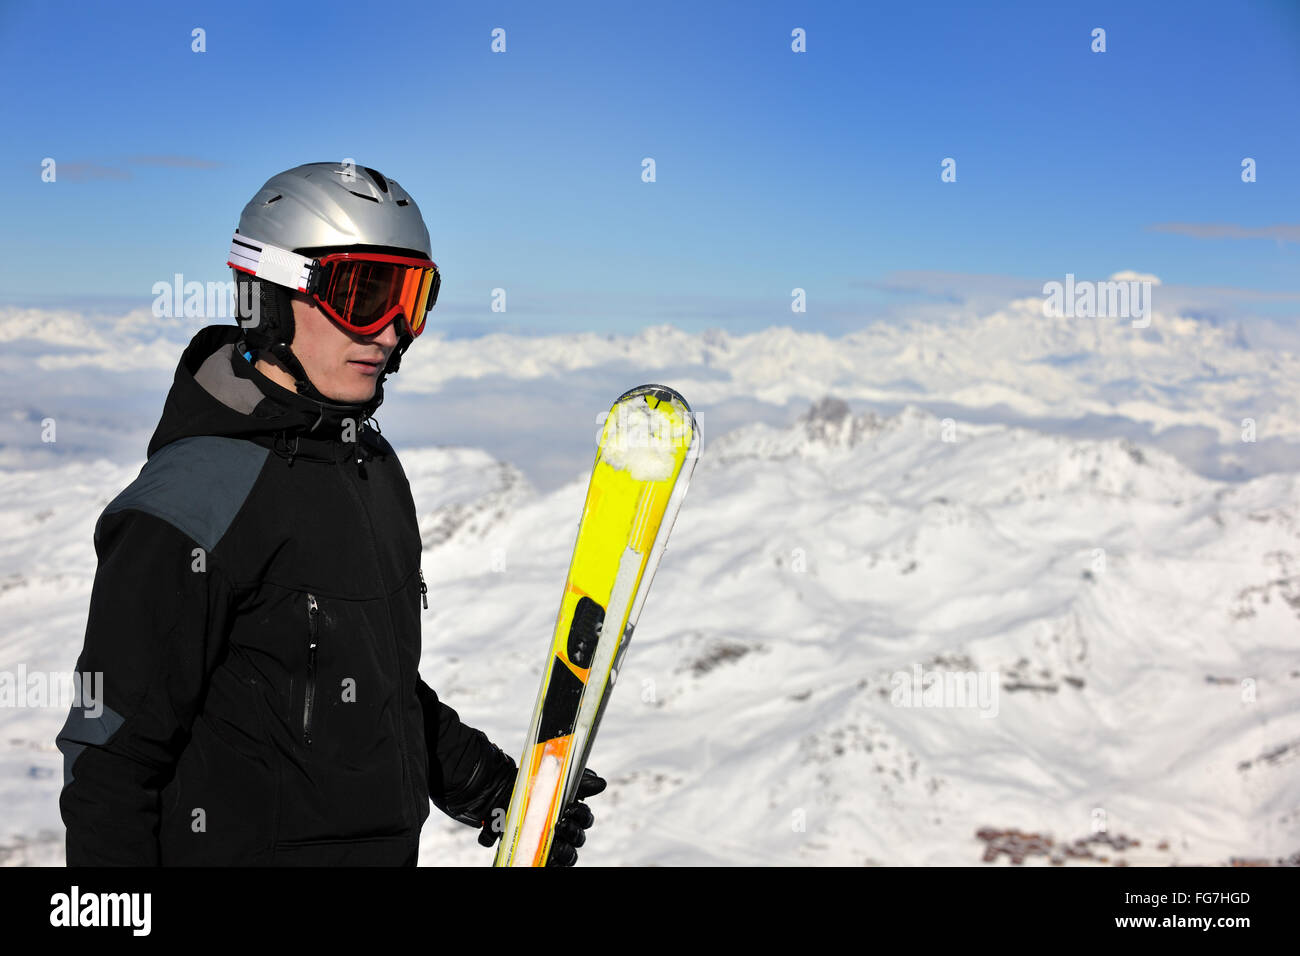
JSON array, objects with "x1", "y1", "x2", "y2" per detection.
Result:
[
  {"x1": 477, "y1": 765, "x2": 607, "y2": 866},
  {"x1": 545, "y1": 767, "x2": 607, "y2": 867}
]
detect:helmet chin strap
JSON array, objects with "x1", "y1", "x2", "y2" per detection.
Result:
[
  {"x1": 266, "y1": 339, "x2": 326, "y2": 401},
  {"x1": 260, "y1": 338, "x2": 382, "y2": 431}
]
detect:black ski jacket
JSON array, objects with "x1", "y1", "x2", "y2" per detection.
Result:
[{"x1": 56, "y1": 324, "x2": 513, "y2": 865}]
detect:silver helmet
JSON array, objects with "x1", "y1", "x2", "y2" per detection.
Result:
[
  {"x1": 236, "y1": 162, "x2": 431, "y2": 256},
  {"x1": 230, "y1": 162, "x2": 434, "y2": 398}
]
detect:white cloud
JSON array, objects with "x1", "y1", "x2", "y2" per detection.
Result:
[{"x1": 1109, "y1": 270, "x2": 1162, "y2": 285}]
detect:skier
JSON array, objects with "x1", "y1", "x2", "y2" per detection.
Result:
[{"x1": 55, "y1": 161, "x2": 605, "y2": 866}]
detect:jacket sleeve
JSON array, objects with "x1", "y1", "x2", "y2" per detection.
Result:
[
  {"x1": 416, "y1": 677, "x2": 516, "y2": 826},
  {"x1": 56, "y1": 508, "x2": 229, "y2": 866}
]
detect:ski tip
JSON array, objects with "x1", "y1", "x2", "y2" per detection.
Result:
[
  {"x1": 607, "y1": 384, "x2": 701, "y2": 451},
  {"x1": 614, "y1": 383, "x2": 694, "y2": 415}
]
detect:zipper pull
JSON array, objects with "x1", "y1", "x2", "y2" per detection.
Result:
[
  {"x1": 304, "y1": 593, "x2": 320, "y2": 746},
  {"x1": 418, "y1": 569, "x2": 428, "y2": 610},
  {"x1": 307, "y1": 593, "x2": 319, "y2": 646}
]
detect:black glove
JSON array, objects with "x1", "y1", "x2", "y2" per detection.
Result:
[
  {"x1": 546, "y1": 767, "x2": 607, "y2": 867},
  {"x1": 477, "y1": 765, "x2": 607, "y2": 866}
]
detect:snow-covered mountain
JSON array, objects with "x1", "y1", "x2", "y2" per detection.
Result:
[
  {"x1": 5, "y1": 398, "x2": 1296, "y2": 865},
  {"x1": 3, "y1": 301, "x2": 1298, "y2": 486},
  {"x1": 399, "y1": 301, "x2": 1300, "y2": 453}
]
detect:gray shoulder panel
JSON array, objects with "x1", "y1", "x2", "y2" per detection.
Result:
[
  {"x1": 100, "y1": 436, "x2": 268, "y2": 551},
  {"x1": 194, "y1": 343, "x2": 265, "y2": 415}
]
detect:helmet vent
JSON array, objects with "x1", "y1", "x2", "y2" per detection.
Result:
[
  {"x1": 265, "y1": 194, "x2": 282, "y2": 204},
  {"x1": 362, "y1": 166, "x2": 390, "y2": 193},
  {"x1": 395, "y1": 199, "x2": 409, "y2": 206},
  {"x1": 348, "y1": 190, "x2": 381, "y2": 203}
]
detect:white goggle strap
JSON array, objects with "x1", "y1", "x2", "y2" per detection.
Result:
[{"x1": 227, "y1": 234, "x2": 316, "y2": 293}]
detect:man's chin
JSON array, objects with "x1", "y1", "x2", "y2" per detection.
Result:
[
  {"x1": 319, "y1": 373, "x2": 379, "y2": 405},
  {"x1": 334, "y1": 387, "x2": 379, "y2": 405}
]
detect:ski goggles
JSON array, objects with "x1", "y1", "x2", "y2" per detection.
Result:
[{"x1": 228, "y1": 235, "x2": 440, "y2": 337}]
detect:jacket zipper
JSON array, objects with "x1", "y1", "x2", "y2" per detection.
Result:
[
  {"x1": 419, "y1": 569, "x2": 428, "y2": 609},
  {"x1": 335, "y1": 463, "x2": 416, "y2": 829},
  {"x1": 303, "y1": 593, "x2": 319, "y2": 745}
]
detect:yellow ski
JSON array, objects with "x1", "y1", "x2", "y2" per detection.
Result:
[{"x1": 493, "y1": 385, "x2": 700, "y2": 866}]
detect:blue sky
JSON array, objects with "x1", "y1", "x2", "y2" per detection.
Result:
[{"x1": 0, "y1": 0, "x2": 1297, "y2": 335}]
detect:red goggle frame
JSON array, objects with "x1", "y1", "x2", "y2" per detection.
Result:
[{"x1": 229, "y1": 236, "x2": 440, "y2": 338}]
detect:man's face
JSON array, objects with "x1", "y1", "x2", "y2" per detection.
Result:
[{"x1": 281, "y1": 294, "x2": 401, "y2": 403}]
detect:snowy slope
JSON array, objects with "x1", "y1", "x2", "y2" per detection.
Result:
[
  {"x1": 406, "y1": 400, "x2": 1300, "y2": 866},
  {"x1": 7, "y1": 398, "x2": 1294, "y2": 865}
]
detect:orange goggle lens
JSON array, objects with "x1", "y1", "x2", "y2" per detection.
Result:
[{"x1": 312, "y1": 253, "x2": 440, "y2": 337}]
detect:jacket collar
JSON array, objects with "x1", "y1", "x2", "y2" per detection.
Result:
[{"x1": 147, "y1": 325, "x2": 387, "y2": 463}]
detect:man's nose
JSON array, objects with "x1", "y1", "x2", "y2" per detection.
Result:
[{"x1": 373, "y1": 317, "x2": 401, "y2": 348}]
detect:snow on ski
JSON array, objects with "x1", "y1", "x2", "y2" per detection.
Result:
[{"x1": 493, "y1": 384, "x2": 700, "y2": 867}]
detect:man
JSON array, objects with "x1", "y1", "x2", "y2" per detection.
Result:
[{"x1": 56, "y1": 162, "x2": 604, "y2": 865}]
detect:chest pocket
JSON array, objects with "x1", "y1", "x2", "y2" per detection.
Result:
[{"x1": 287, "y1": 587, "x2": 402, "y2": 759}]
